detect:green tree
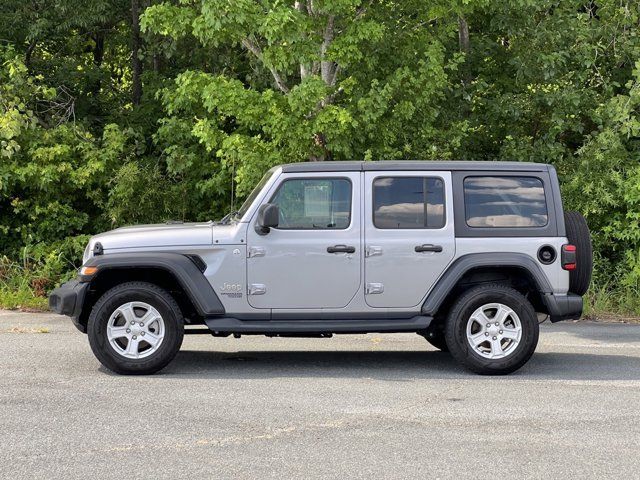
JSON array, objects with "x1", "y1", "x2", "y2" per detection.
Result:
[
  {"x1": 2, "y1": 0, "x2": 640, "y2": 311},
  {"x1": 141, "y1": 0, "x2": 461, "y2": 193}
]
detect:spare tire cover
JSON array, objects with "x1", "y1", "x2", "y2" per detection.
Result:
[{"x1": 563, "y1": 211, "x2": 593, "y2": 295}]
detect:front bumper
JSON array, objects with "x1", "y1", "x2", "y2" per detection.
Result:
[
  {"x1": 49, "y1": 279, "x2": 89, "y2": 333},
  {"x1": 544, "y1": 293, "x2": 583, "y2": 322}
]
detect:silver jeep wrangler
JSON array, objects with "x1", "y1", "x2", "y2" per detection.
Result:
[{"x1": 50, "y1": 161, "x2": 592, "y2": 375}]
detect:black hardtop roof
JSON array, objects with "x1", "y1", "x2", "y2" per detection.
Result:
[{"x1": 281, "y1": 160, "x2": 551, "y2": 173}]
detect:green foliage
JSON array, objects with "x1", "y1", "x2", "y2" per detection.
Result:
[
  {"x1": 0, "y1": 48, "x2": 53, "y2": 158},
  {"x1": 0, "y1": 235, "x2": 89, "y2": 310},
  {"x1": 141, "y1": 0, "x2": 458, "y2": 193},
  {"x1": 562, "y1": 65, "x2": 640, "y2": 290},
  {"x1": 2, "y1": 0, "x2": 640, "y2": 315},
  {"x1": 107, "y1": 161, "x2": 187, "y2": 224},
  {"x1": 0, "y1": 117, "x2": 125, "y2": 253}
]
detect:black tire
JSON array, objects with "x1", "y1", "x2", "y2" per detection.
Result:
[
  {"x1": 564, "y1": 211, "x2": 592, "y2": 296},
  {"x1": 87, "y1": 282, "x2": 184, "y2": 375},
  {"x1": 444, "y1": 284, "x2": 539, "y2": 375}
]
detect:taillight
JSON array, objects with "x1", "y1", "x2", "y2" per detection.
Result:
[{"x1": 562, "y1": 244, "x2": 576, "y2": 270}]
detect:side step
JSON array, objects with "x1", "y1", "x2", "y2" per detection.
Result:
[{"x1": 204, "y1": 316, "x2": 432, "y2": 335}]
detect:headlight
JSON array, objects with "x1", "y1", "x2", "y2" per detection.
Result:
[{"x1": 82, "y1": 243, "x2": 91, "y2": 264}]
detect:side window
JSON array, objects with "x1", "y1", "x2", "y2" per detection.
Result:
[
  {"x1": 464, "y1": 176, "x2": 548, "y2": 228},
  {"x1": 373, "y1": 177, "x2": 445, "y2": 229},
  {"x1": 271, "y1": 178, "x2": 352, "y2": 230}
]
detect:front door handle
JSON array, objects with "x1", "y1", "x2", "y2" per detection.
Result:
[
  {"x1": 327, "y1": 244, "x2": 356, "y2": 254},
  {"x1": 415, "y1": 244, "x2": 443, "y2": 253}
]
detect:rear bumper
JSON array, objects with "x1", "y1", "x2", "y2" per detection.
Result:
[
  {"x1": 49, "y1": 279, "x2": 89, "y2": 333},
  {"x1": 544, "y1": 293, "x2": 583, "y2": 322}
]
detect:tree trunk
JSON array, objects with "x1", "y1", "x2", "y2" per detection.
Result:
[
  {"x1": 25, "y1": 41, "x2": 37, "y2": 70},
  {"x1": 295, "y1": 1, "x2": 310, "y2": 80},
  {"x1": 458, "y1": 16, "x2": 471, "y2": 85},
  {"x1": 93, "y1": 33, "x2": 105, "y2": 67},
  {"x1": 320, "y1": 15, "x2": 336, "y2": 85},
  {"x1": 458, "y1": 16, "x2": 470, "y2": 53},
  {"x1": 131, "y1": 0, "x2": 143, "y2": 105},
  {"x1": 90, "y1": 32, "x2": 105, "y2": 98},
  {"x1": 311, "y1": 14, "x2": 339, "y2": 161},
  {"x1": 310, "y1": 133, "x2": 332, "y2": 162}
]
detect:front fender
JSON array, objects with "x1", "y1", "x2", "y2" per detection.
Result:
[{"x1": 82, "y1": 252, "x2": 225, "y2": 316}]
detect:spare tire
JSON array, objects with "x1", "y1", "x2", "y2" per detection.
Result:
[{"x1": 563, "y1": 211, "x2": 592, "y2": 296}]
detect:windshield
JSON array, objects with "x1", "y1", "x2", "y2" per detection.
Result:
[{"x1": 235, "y1": 168, "x2": 277, "y2": 220}]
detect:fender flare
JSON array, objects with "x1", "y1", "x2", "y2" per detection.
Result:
[
  {"x1": 421, "y1": 253, "x2": 552, "y2": 315},
  {"x1": 83, "y1": 252, "x2": 225, "y2": 316}
]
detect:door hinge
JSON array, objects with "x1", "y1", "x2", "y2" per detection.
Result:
[
  {"x1": 248, "y1": 246, "x2": 266, "y2": 258},
  {"x1": 365, "y1": 246, "x2": 383, "y2": 257},
  {"x1": 365, "y1": 283, "x2": 384, "y2": 294},
  {"x1": 248, "y1": 284, "x2": 267, "y2": 295}
]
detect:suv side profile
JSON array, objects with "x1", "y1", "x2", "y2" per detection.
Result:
[{"x1": 50, "y1": 161, "x2": 592, "y2": 375}]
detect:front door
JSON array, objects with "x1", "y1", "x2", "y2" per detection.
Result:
[
  {"x1": 364, "y1": 171, "x2": 455, "y2": 308},
  {"x1": 246, "y1": 172, "x2": 361, "y2": 309}
]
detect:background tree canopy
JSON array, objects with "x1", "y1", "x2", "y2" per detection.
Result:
[{"x1": 1, "y1": 0, "x2": 639, "y2": 311}]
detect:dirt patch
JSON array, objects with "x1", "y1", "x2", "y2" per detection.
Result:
[
  {"x1": 18, "y1": 306, "x2": 48, "y2": 313},
  {"x1": 583, "y1": 314, "x2": 640, "y2": 324},
  {"x1": 6, "y1": 326, "x2": 51, "y2": 334}
]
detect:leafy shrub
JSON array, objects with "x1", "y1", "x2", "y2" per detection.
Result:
[
  {"x1": 0, "y1": 235, "x2": 89, "y2": 309},
  {"x1": 106, "y1": 161, "x2": 186, "y2": 226}
]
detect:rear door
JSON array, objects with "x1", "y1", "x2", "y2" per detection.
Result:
[{"x1": 363, "y1": 171, "x2": 455, "y2": 308}]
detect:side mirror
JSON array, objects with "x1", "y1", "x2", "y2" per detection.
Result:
[{"x1": 255, "y1": 203, "x2": 279, "y2": 235}]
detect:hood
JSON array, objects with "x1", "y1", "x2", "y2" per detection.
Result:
[
  {"x1": 85, "y1": 222, "x2": 241, "y2": 260},
  {"x1": 89, "y1": 222, "x2": 213, "y2": 252}
]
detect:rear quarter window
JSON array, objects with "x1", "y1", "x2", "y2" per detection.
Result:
[{"x1": 464, "y1": 176, "x2": 548, "y2": 228}]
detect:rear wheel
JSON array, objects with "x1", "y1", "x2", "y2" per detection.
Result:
[
  {"x1": 445, "y1": 284, "x2": 539, "y2": 375},
  {"x1": 87, "y1": 282, "x2": 184, "y2": 375}
]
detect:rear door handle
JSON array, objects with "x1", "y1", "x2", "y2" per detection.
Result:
[
  {"x1": 415, "y1": 244, "x2": 443, "y2": 253},
  {"x1": 327, "y1": 244, "x2": 356, "y2": 254}
]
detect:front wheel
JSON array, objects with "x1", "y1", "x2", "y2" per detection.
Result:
[
  {"x1": 87, "y1": 282, "x2": 184, "y2": 375},
  {"x1": 444, "y1": 284, "x2": 539, "y2": 375}
]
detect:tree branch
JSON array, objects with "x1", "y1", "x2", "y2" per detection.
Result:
[
  {"x1": 241, "y1": 38, "x2": 290, "y2": 93},
  {"x1": 304, "y1": 86, "x2": 344, "y2": 119},
  {"x1": 329, "y1": 65, "x2": 340, "y2": 86}
]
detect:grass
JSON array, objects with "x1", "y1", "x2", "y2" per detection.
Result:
[
  {"x1": 0, "y1": 287, "x2": 49, "y2": 311},
  {"x1": 0, "y1": 257, "x2": 51, "y2": 311},
  {"x1": 583, "y1": 283, "x2": 640, "y2": 322}
]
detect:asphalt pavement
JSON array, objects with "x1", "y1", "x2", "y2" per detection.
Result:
[{"x1": 1, "y1": 310, "x2": 640, "y2": 479}]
